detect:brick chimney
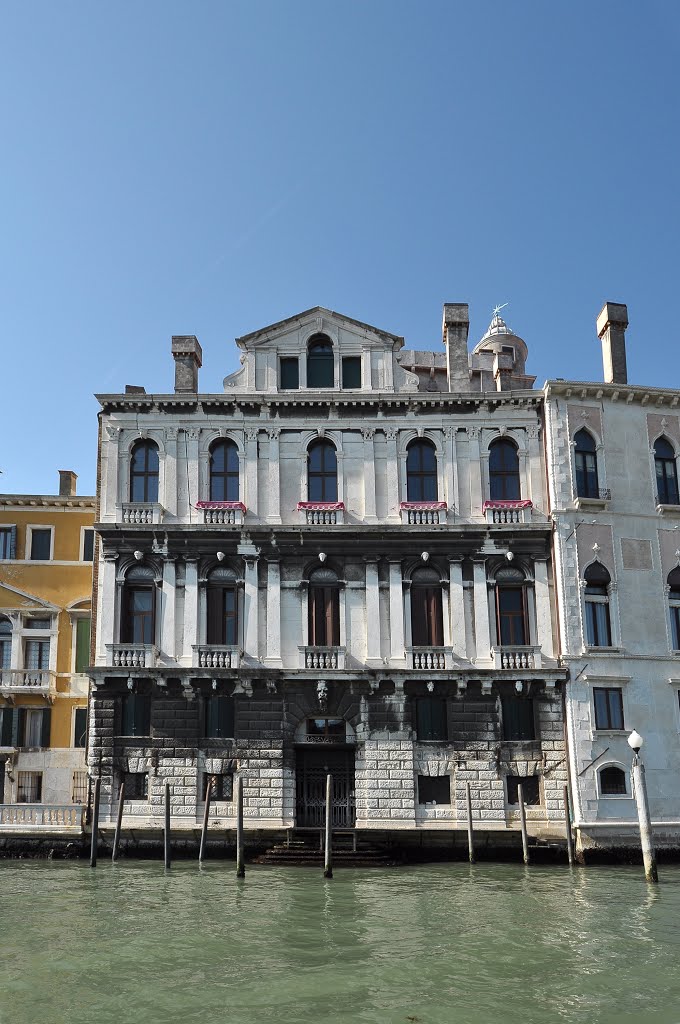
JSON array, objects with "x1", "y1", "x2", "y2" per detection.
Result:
[
  {"x1": 442, "y1": 303, "x2": 470, "y2": 391},
  {"x1": 172, "y1": 335, "x2": 202, "y2": 393},
  {"x1": 59, "y1": 470, "x2": 77, "y2": 497},
  {"x1": 596, "y1": 302, "x2": 628, "y2": 385}
]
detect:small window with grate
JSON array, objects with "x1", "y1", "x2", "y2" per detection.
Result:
[
  {"x1": 418, "y1": 775, "x2": 451, "y2": 805},
  {"x1": 17, "y1": 771, "x2": 43, "y2": 803},
  {"x1": 122, "y1": 772, "x2": 148, "y2": 800},
  {"x1": 201, "y1": 772, "x2": 233, "y2": 801},
  {"x1": 507, "y1": 775, "x2": 540, "y2": 805},
  {"x1": 72, "y1": 771, "x2": 89, "y2": 803},
  {"x1": 599, "y1": 766, "x2": 627, "y2": 795}
]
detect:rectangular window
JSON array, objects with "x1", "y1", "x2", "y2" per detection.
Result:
[
  {"x1": 279, "y1": 357, "x2": 299, "y2": 390},
  {"x1": 671, "y1": 606, "x2": 680, "y2": 651},
  {"x1": 17, "y1": 771, "x2": 43, "y2": 803},
  {"x1": 25, "y1": 639, "x2": 50, "y2": 670},
  {"x1": 29, "y1": 528, "x2": 52, "y2": 561},
  {"x1": 0, "y1": 707, "x2": 14, "y2": 746},
  {"x1": 19, "y1": 708, "x2": 51, "y2": 747},
  {"x1": 207, "y1": 588, "x2": 238, "y2": 646},
  {"x1": 203, "y1": 695, "x2": 235, "y2": 739},
  {"x1": 0, "y1": 526, "x2": 15, "y2": 559},
  {"x1": 418, "y1": 775, "x2": 451, "y2": 805},
  {"x1": 593, "y1": 687, "x2": 624, "y2": 730},
  {"x1": 501, "y1": 697, "x2": 536, "y2": 741},
  {"x1": 497, "y1": 587, "x2": 528, "y2": 646},
  {"x1": 75, "y1": 618, "x2": 91, "y2": 674},
  {"x1": 507, "y1": 776, "x2": 540, "y2": 805},
  {"x1": 341, "y1": 356, "x2": 361, "y2": 389},
  {"x1": 82, "y1": 529, "x2": 95, "y2": 562},
  {"x1": 415, "y1": 698, "x2": 448, "y2": 741},
  {"x1": 72, "y1": 771, "x2": 89, "y2": 803},
  {"x1": 201, "y1": 772, "x2": 233, "y2": 801},
  {"x1": 0, "y1": 635, "x2": 10, "y2": 670},
  {"x1": 121, "y1": 694, "x2": 151, "y2": 737},
  {"x1": 122, "y1": 772, "x2": 148, "y2": 800},
  {"x1": 74, "y1": 707, "x2": 88, "y2": 748},
  {"x1": 308, "y1": 587, "x2": 340, "y2": 647}
]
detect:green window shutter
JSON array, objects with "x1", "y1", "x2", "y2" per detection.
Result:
[
  {"x1": 218, "y1": 696, "x2": 235, "y2": 738},
  {"x1": 40, "y1": 708, "x2": 52, "y2": 748},
  {"x1": 75, "y1": 618, "x2": 91, "y2": 674}
]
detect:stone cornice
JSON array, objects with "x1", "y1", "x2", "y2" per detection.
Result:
[
  {"x1": 544, "y1": 380, "x2": 680, "y2": 407},
  {"x1": 0, "y1": 496, "x2": 96, "y2": 509}
]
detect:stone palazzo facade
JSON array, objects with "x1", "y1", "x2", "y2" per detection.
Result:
[{"x1": 88, "y1": 304, "x2": 568, "y2": 849}]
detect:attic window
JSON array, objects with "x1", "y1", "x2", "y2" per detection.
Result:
[
  {"x1": 280, "y1": 357, "x2": 299, "y2": 390},
  {"x1": 307, "y1": 335, "x2": 334, "y2": 388},
  {"x1": 341, "y1": 357, "x2": 361, "y2": 389},
  {"x1": 502, "y1": 346, "x2": 514, "y2": 357}
]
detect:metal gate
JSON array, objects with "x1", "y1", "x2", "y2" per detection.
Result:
[{"x1": 296, "y1": 749, "x2": 355, "y2": 827}]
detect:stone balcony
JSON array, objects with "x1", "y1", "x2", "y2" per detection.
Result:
[
  {"x1": 119, "y1": 502, "x2": 164, "y2": 525},
  {"x1": 406, "y1": 646, "x2": 454, "y2": 670},
  {"x1": 400, "y1": 502, "x2": 447, "y2": 526},
  {"x1": 106, "y1": 644, "x2": 159, "y2": 669},
  {"x1": 196, "y1": 501, "x2": 246, "y2": 526},
  {"x1": 299, "y1": 646, "x2": 346, "y2": 670},
  {"x1": 574, "y1": 489, "x2": 611, "y2": 512},
  {"x1": 491, "y1": 645, "x2": 542, "y2": 670},
  {"x1": 297, "y1": 502, "x2": 345, "y2": 526},
  {"x1": 0, "y1": 804, "x2": 84, "y2": 828},
  {"x1": 193, "y1": 645, "x2": 241, "y2": 670},
  {"x1": 0, "y1": 669, "x2": 57, "y2": 696},
  {"x1": 483, "y1": 500, "x2": 533, "y2": 525}
]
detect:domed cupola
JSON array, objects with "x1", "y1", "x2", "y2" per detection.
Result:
[{"x1": 470, "y1": 306, "x2": 533, "y2": 391}]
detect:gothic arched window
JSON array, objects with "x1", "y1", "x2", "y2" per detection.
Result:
[
  {"x1": 489, "y1": 438, "x2": 520, "y2": 501},
  {"x1": 406, "y1": 440, "x2": 438, "y2": 501},
  {"x1": 655, "y1": 437, "x2": 679, "y2": 505},
  {"x1": 668, "y1": 567, "x2": 680, "y2": 651},
  {"x1": 584, "y1": 563, "x2": 612, "y2": 647},
  {"x1": 574, "y1": 429, "x2": 599, "y2": 498}
]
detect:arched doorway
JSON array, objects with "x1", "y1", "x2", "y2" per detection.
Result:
[{"x1": 294, "y1": 717, "x2": 356, "y2": 827}]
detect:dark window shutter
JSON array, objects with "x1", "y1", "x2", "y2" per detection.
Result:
[
  {"x1": 218, "y1": 696, "x2": 234, "y2": 738},
  {"x1": 206, "y1": 696, "x2": 218, "y2": 738},
  {"x1": 17, "y1": 708, "x2": 26, "y2": 746},
  {"x1": 1, "y1": 708, "x2": 13, "y2": 746},
  {"x1": 122, "y1": 696, "x2": 134, "y2": 735},
  {"x1": 74, "y1": 707, "x2": 87, "y2": 748},
  {"x1": 40, "y1": 708, "x2": 51, "y2": 748},
  {"x1": 75, "y1": 618, "x2": 91, "y2": 674}
]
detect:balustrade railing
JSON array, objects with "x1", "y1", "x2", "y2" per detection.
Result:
[
  {"x1": 400, "y1": 502, "x2": 447, "y2": 526},
  {"x1": 492, "y1": 645, "x2": 542, "y2": 670},
  {"x1": 106, "y1": 644, "x2": 159, "y2": 669},
  {"x1": 119, "y1": 502, "x2": 164, "y2": 525},
  {"x1": 407, "y1": 646, "x2": 453, "y2": 670},
  {"x1": 0, "y1": 669, "x2": 56, "y2": 694},
  {"x1": 193, "y1": 645, "x2": 241, "y2": 669},
  {"x1": 483, "y1": 500, "x2": 533, "y2": 524},
  {"x1": 0, "y1": 804, "x2": 84, "y2": 827},
  {"x1": 299, "y1": 646, "x2": 346, "y2": 670},
  {"x1": 196, "y1": 501, "x2": 246, "y2": 525},
  {"x1": 297, "y1": 502, "x2": 345, "y2": 526}
]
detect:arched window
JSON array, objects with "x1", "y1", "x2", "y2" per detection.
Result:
[
  {"x1": 495, "y1": 567, "x2": 528, "y2": 646},
  {"x1": 306, "y1": 334, "x2": 334, "y2": 388},
  {"x1": 121, "y1": 565, "x2": 155, "y2": 645},
  {"x1": 668, "y1": 567, "x2": 680, "y2": 651},
  {"x1": 406, "y1": 440, "x2": 438, "y2": 501},
  {"x1": 307, "y1": 440, "x2": 338, "y2": 502},
  {"x1": 130, "y1": 440, "x2": 159, "y2": 503},
  {"x1": 574, "y1": 429, "x2": 599, "y2": 498},
  {"x1": 489, "y1": 439, "x2": 520, "y2": 501},
  {"x1": 0, "y1": 616, "x2": 11, "y2": 669},
  {"x1": 209, "y1": 439, "x2": 239, "y2": 501},
  {"x1": 600, "y1": 766, "x2": 627, "y2": 795},
  {"x1": 584, "y1": 563, "x2": 612, "y2": 647},
  {"x1": 410, "y1": 567, "x2": 444, "y2": 647},
  {"x1": 206, "y1": 566, "x2": 239, "y2": 646},
  {"x1": 655, "y1": 438, "x2": 679, "y2": 505},
  {"x1": 308, "y1": 567, "x2": 340, "y2": 646}
]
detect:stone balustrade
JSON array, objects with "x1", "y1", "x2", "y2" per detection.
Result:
[
  {"x1": 406, "y1": 646, "x2": 453, "y2": 670},
  {"x1": 193, "y1": 645, "x2": 241, "y2": 669},
  {"x1": 106, "y1": 644, "x2": 159, "y2": 669},
  {"x1": 197, "y1": 501, "x2": 246, "y2": 526},
  {"x1": 299, "y1": 646, "x2": 346, "y2": 670},
  {"x1": 483, "y1": 500, "x2": 533, "y2": 525},
  {"x1": 119, "y1": 502, "x2": 164, "y2": 525},
  {"x1": 297, "y1": 502, "x2": 345, "y2": 526},
  {"x1": 399, "y1": 502, "x2": 447, "y2": 526},
  {"x1": 0, "y1": 804, "x2": 84, "y2": 828},
  {"x1": 0, "y1": 669, "x2": 56, "y2": 695},
  {"x1": 492, "y1": 645, "x2": 542, "y2": 670}
]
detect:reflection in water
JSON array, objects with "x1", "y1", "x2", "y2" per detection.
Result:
[{"x1": 1, "y1": 862, "x2": 680, "y2": 1024}]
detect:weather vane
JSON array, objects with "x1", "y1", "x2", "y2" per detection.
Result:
[{"x1": 492, "y1": 302, "x2": 509, "y2": 318}]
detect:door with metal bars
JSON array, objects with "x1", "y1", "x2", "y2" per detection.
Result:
[{"x1": 295, "y1": 748, "x2": 355, "y2": 828}]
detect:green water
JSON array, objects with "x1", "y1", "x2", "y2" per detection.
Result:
[{"x1": 1, "y1": 861, "x2": 679, "y2": 1024}]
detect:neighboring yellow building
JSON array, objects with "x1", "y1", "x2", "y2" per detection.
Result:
[{"x1": 0, "y1": 471, "x2": 94, "y2": 812}]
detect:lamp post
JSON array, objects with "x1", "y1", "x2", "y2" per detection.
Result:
[{"x1": 628, "y1": 730, "x2": 658, "y2": 884}]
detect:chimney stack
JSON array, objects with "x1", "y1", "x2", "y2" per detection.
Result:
[
  {"x1": 442, "y1": 303, "x2": 470, "y2": 391},
  {"x1": 172, "y1": 335, "x2": 202, "y2": 393},
  {"x1": 59, "y1": 470, "x2": 77, "y2": 497},
  {"x1": 596, "y1": 302, "x2": 628, "y2": 385}
]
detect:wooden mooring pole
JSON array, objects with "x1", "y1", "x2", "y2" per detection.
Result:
[
  {"x1": 235, "y1": 775, "x2": 245, "y2": 878},
  {"x1": 199, "y1": 777, "x2": 213, "y2": 863},
  {"x1": 324, "y1": 773, "x2": 333, "y2": 879},
  {"x1": 89, "y1": 777, "x2": 101, "y2": 868},
  {"x1": 164, "y1": 782, "x2": 171, "y2": 869},
  {"x1": 563, "y1": 784, "x2": 574, "y2": 867},
  {"x1": 112, "y1": 783, "x2": 125, "y2": 863},
  {"x1": 465, "y1": 781, "x2": 475, "y2": 864},
  {"x1": 518, "y1": 783, "x2": 530, "y2": 865}
]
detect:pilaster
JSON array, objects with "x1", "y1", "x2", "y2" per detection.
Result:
[
  {"x1": 265, "y1": 559, "x2": 282, "y2": 666},
  {"x1": 388, "y1": 559, "x2": 406, "y2": 665},
  {"x1": 472, "y1": 558, "x2": 493, "y2": 666}
]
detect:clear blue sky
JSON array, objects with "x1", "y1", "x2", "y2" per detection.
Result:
[{"x1": 2, "y1": 1, "x2": 679, "y2": 495}]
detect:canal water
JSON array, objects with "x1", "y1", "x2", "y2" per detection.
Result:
[{"x1": 1, "y1": 862, "x2": 679, "y2": 1024}]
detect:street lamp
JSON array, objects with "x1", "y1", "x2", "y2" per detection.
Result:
[{"x1": 627, "y1": 730, "x2": 658, "y2": 883}]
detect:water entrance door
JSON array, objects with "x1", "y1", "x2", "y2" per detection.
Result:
[{"x1": 295, "y1": 748, "x2": 355, "y2": 827}]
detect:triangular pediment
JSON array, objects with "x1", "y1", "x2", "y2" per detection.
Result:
[
  {"x1": 236, "y1": 306, "x2": 403, "y2": 349},
  {"x1": 0, "y1": 582, "x2": 60, "y2": 612}
]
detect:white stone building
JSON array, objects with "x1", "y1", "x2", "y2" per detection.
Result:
[
  {"x1": 88, "y1": 304, "x2": 567, "y2": 855},
  {"x1": 545, "y1": 302, "x2": 680, "y2": 856}
]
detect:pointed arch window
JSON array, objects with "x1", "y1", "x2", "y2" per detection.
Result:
[
  {"x1": 489, "y1": 439, "x2": 520, "y2": 501},
  {"x1": 206, "y1": 566, "x2": 239, "y2": 646},
  {"x1": 655, "y1": 438, "x2": 679, "y2": 505},
  {"x1": 307, "y1": 334, "x2": 334, "y2": 388},
  {"x1": 406, "y1": 440, "x2": 438, "y2": 501},
  {"x1": 121, "y1": 565, "x2": 156, "y2": 645},
  {"x1": 574, "y1": 429, "x2": 599, "y2": 498},
  {"x1": 668, "y1": 567, "x2": 680, "y2": 651},
  {"x1": 0, "y1": 616, "x2": 11, "y2": 669},
  {"x1": 307, "y1": 440, "x2": 338, "y2": 502},
  {"x1": 308, "y1": 567, "x2": 340, "y2": 646},
  {"x1": 209, "y1": 439, "x2": 239, "y2": 501},
  {"x1": 584, "y1": 563, "x2": 612, "y2": 647},
  {"x1": 130, "y1": 440, "x2": 159, "y2": 503},
  {"x1": 495, "y1": 567, "x2": 528, "y2": 646},
  {"x1": 410, "y1": 567, "x2": 444, "y2": 647}
]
